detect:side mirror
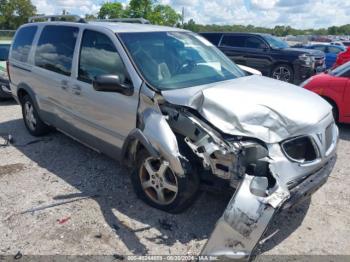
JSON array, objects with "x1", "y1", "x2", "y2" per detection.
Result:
[
  {"x1": 262, "y1": 45, "x2": 269, "y2": 51},
  {"x1": 93, "y1": 75, "x2": 133, "y2": 96}
]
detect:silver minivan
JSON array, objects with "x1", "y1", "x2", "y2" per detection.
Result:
[{"x1": 8, "y1": 18, "x2": 338, "y2": 258}]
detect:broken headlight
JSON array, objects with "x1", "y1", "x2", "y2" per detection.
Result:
[{"x1": 281, "y1": 136, "x2": 319, "y2": 163}]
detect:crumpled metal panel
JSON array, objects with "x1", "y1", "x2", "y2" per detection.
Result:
[
  {"x1": 162, "y1": 75, "x2": 332, "y2": 143},
  {"x1": 201, "y1": 174, "x2": 290, "y2": 260},
  {"x1": 141, "y1": 108, "x2": 185, "y2": 176}
]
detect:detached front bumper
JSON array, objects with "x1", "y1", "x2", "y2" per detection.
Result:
[
  {"x1": 282, "y1": 155, "x2": 336, "y2": 210},
  {"x1": 201, "y1": 155, "x2": 336, "y2": 260}
]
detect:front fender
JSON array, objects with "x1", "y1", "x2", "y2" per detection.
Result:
[
  {"x1": 141, "y1": 108, "x2": 186, "y2": 176},
  {"x1": 122, "y1": 108, "x2": 186, "y2": 176}
]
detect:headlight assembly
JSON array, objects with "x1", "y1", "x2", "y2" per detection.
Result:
[
  {"x1": 299, "y1": 54, "x2": 313, "y2": 67},
  {"x1": 281, "y1": 136, "x2": 319, "y2": 163}
]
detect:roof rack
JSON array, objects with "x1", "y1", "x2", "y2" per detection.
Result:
[
  {"x1": 95, "y1": 18, "x2": 151, "y2": 24},
  {"x1": 28, "y1": 15, "x2": 86, "y2": 23}
]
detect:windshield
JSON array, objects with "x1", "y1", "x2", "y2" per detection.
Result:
[
  {"x1": 263, "y1": 35, "x2": 289, "y2": 49},
  {"x1": 119, "y1": 32, "x2": 245, "y2": 90},
  {"x1": 330, "y1": 61, "x2": 350, "y2": 76},
  {"x1": 0, "y1": 44, "x2": 10, "y2": 61}
]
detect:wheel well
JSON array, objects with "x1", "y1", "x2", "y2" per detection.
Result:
[
  {"x1": 123, "y1": 138, "x2": 146, "y2": 167},
  {"x1": 17, "y1": 88, "x2": 29, "y2": 104}
]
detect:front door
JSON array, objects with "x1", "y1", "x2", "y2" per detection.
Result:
[
  {"x1": 66, "y1": 29, "x2": 140, "y2": 157},
  {"x1": 241, "y1": 36, "x2": 271, "y2": 75}
]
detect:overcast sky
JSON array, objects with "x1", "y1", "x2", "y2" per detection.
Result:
[{"x1": 32, "y1": 0, "x2": 350, "y2": 29}]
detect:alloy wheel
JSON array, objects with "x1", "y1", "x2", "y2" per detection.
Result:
[
  {"x1": 272, "y1": 66, "x2": 291, "y2": 82},
  {"x1": 24, "y1": 101, "x2": 37, "y2": 131},
  {"x1": 139, "y1": 157, "x2": 178, "y2": 205}
]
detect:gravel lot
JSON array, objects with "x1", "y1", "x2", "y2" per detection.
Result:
[{"x1": 1, "y1": 100, "x2": 350, "y2": 259}]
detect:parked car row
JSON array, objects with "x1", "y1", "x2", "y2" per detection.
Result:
[
  {"x1": 302, "y1": 61, "x2": 350, "y2": 124},
  {"x1": 304, "y1": 44, "x2": 346, "y2": 69},
  {"x1": 200, "y1": 32, "x2": 326, "y2": 84},
  {"x1": 297, "y1": 43, "x2": 350, "y2": 70},
  {"x1": 2, "y1": 25, "x2": 348, "y2": 126}
]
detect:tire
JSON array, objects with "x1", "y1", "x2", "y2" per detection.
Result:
[
  {"x1": 21, "y1": 95, "x2": 50, "y2": 136},
  {"x1": 271, "y1": 64, "x2": 294, "y2": 83},
  {"x1": 131, "y1": 149, "x2": 199, "y2": 213}
]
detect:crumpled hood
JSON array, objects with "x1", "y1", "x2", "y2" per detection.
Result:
[{"x1": 162, "y1": 75, "x2": 332, "y2": 143}]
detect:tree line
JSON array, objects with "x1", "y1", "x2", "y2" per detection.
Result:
[
  {"x1": 1, "y1": 0, "x2": 350, "y2": 37},
  {"x1": 183, "y1": 19, "x2": 350, "y2": 36}
]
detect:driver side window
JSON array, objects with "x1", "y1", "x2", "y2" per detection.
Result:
[
  {"x1": 245, "y1": 37, "x2": 267, "y2": 49},
  {"x1": 78, "y1": 30, "x2": 126, "y2": 84}
]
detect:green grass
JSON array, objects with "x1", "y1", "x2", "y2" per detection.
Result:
[{"x1": 0, "y1": 36, "x2": 13, "y2": 40}]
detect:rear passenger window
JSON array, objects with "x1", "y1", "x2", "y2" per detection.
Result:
[
  {"x1": 201, "y1": 33, "x2": 222, "y2": 45},
  {"x1": 78, "y1": 30, "x2": 126, "y2": 84},
  {"x1": 35, "y1": 25, "x2": 78, "y2": 76},
  {"x1": 220, "y1": 35, "x2": 246, "y2": 48},
  {"x1": 11, "y1": 26, "x2": 37, "y2": 62}
]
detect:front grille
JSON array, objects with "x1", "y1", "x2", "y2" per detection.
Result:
[{"x1": 325, "y1": 124, "x2": 333, "y2": 151}]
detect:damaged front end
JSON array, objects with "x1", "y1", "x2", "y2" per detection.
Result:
[{"x1": 126, "y1": 81, "x2": 338, "y2": 260}]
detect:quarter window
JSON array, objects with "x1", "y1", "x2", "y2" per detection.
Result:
[
  {"x1": 78, "y1": 30, "x2": 126, "y2": 84},
  {"x1": 35, "y1": 25, "x2": 78, "y2": 76},
  {"x1": 11, "y1": 26, "x2": 37, "y2": 62}
]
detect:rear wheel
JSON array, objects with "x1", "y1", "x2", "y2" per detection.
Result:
[
  {"x1": 131, "y1": 149, "x2": 199, "y2": 213},
  {"x1": 21, "y1": 95, "x2": 50, "y2": 136},
  {"x1": 272, "y1": 64, "x2": 294, "y2": 83}
]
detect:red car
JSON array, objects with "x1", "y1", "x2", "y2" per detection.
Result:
[
  {"x1": 333, "y1": 46, "x2": 350, "y2": 68},
  {"x1": 301, "y1": 61, "x2": 350, "y2": 123}
]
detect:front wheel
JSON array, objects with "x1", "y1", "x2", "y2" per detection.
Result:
[
  {"x1": 272, "y1": 64, "x2": 294, "y2": 83},
  {"x1": 131, "y1": 149, "x2": 199, "y2": 213}
]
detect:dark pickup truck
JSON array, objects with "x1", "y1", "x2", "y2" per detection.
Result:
[{"x1": 200, "y1": 32, "x2": 325, "y2": 84}]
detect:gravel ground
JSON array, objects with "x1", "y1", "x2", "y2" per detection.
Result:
[{"x1": 0, "y1": 100, "x2": 350, "y2": 259}]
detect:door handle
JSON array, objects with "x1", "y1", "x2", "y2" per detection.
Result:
[
  {"x1": 61, "y1": 80, "x2": 69, "y2": 90},
  {"x1": 72, "y1": 85, "x2": 81, "y2": 95}
]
